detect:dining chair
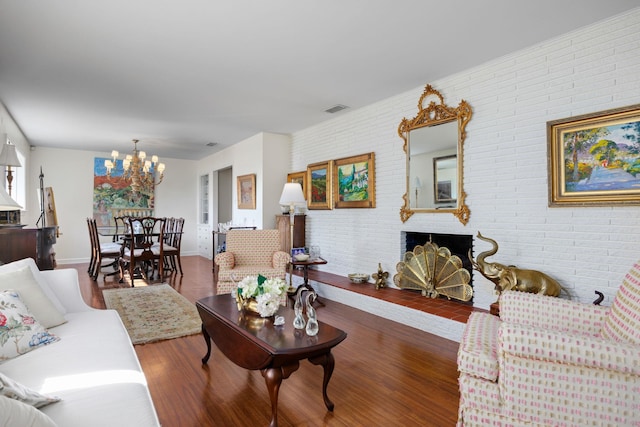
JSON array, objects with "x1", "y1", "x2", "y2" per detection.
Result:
[
  {"x1": 119, "y1": 217, "x2": 166, "y2": 285},
  {"x1": 86, "y1": 218, "x2": 121, "y2": 280},
  {"x1": 162, "y1": 217, "x2": 184, "y2": 275},
  {"x1": 112, "y1": 216, "x2": 129, "y2": 243}
]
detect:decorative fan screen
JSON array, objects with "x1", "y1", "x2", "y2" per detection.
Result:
[{"x1": 393, "y1": 242, "x2": 472, "y2": 302}]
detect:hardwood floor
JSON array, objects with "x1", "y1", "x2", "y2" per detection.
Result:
[{"x1": 66, "y1": 256, "x2": 461, "y2": 426}]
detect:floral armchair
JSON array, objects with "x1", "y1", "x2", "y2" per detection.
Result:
[
  {"x1": 214, "y1": 229, "x2": 290, "y2": 295},
  {"x1": 457, "y1": 261, "x2": 640, "y2": 426}
]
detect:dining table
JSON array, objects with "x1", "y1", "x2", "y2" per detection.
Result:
[{"x1": 96, "y1": 225, "x2": 182, "y2": 279}]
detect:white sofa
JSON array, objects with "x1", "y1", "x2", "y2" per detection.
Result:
[{"x1": 0, "y1": 258, "x2": 160, "y2": 427}]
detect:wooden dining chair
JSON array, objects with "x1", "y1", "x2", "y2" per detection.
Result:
[
  {"x1": 112, "y1": 216, "x2": 129, "y2": 243},
  {"x1": 119, "y1": 217, "x2": 166, "y2": 285},
  {"x1": 86, "y1": 217, "x2": 121, "y2": 280},
  {"x1": 162, "y1": 217, "x2": 184, "y2": 275}
]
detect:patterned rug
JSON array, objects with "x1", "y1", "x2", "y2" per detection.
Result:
[{"x1": 103, "y1": 284, "x2": 201, "y2": 345}]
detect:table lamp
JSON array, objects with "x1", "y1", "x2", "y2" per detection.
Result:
[
  {"x1": 279, "y1": 183, "x2": 306, "y2": 289},
  {"x1": 0, "y1": 139, "x2": 22, "y2": 197}
]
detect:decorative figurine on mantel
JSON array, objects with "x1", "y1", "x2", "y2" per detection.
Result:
[
  {"x1": 372, "y1": 263, "x2": 389, "y2": 290},
  {"x1": 469, "y1": 232, "x2": 562, "y2": 297}
]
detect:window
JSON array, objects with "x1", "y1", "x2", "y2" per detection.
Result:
[
  {"x1": 200, "y1": 174, "x2": 209, "y2": 224},
  {"x1": 14, "y1": 150, "x2": 26, "y2": 209}
]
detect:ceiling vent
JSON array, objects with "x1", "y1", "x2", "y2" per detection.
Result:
[
  {"x1": 324, "y1": 104, "x2": 349, "y2": 114},
  {"x1": 206, "y1": 142, "x2": 218, "y2": 147}
]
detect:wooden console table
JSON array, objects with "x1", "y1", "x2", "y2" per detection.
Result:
[
  {"x1": 0, "y1": 226, "x2": 57, "y2": 270},
  {"x1": 196, "y1": 295, "x2": 347, "y2": 427}
]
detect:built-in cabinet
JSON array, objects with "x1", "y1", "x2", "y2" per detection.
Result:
[
  {"x1": 276, "y1": 214, "x2": 306, "y2": 255},
  {"x1": 197, "y1": 224, "x2": 211, "y2": 258}
]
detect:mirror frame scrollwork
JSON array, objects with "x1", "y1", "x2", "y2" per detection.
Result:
[{"x1": 398, "y1": 84, "x2": 472, "y2": 225}]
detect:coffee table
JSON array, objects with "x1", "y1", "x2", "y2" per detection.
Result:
[{"x1": 196, "y1": 295, "x2": 347, "y2": 427}]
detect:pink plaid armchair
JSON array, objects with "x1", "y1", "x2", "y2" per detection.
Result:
[
  {"x1": 214, "y1": 229, "x2": 290, "y2": 295},
  {"x1": 457, "y1": 261, "x2": 640, "y2": 426}
]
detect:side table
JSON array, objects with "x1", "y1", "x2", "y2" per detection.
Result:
[
  {"x1": 289, "y1": 258, "x2": 327, "y2": 304},
  {"x1": 291, "y1": 257, "x2": 327, "y2": 287}
]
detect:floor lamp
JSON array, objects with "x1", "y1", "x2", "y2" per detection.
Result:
[{"x1": 279, "y1": 183, "x2": 306, "y2": 290}]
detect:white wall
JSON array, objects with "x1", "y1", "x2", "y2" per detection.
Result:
[
  {"x1": 197, "y1": 132, "x2": 291, "y2": 237},
  {"x1": 290, "y1": 9, "x2": 640, "y2": 310},
  {"x1": 25, "y1": 146, "x2": 198, "y2": 264}
]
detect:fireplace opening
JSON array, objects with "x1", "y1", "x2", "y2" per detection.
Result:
[{"x1": 401, "y1": 231, "x2": 474, "y2": 303}]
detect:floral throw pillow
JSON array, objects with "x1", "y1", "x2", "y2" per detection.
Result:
[{"x1": 0, "y1": 290, "x2": 60, "y2": 362}]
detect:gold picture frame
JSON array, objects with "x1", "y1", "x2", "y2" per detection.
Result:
[
  {"x1": 287, "y1": 171, "x2": 307, "y2": 200},
  {"x1": 237, "y1": 173, "x2": 256, "y2": 209},
  {"x1": 306, "y1": 161, "x2": 333, "y2": 210},
  {"x1": 548, "y1": 104, "x2": 640, "y2": 206},
  {"x1": 333, "y1": 152, "x2": 376, "y2": 208}
]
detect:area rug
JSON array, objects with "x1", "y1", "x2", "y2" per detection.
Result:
[{"x1": 103, "y1": 284, "x2": 201, "y2": 345}]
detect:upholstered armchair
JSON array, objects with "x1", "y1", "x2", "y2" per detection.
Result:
[
  {"x1": 457, "y1": 261, "x2": 640, "y2": 426},
  {"x1": 215, "y1": 229, "x2": 290, "y2": 295}
]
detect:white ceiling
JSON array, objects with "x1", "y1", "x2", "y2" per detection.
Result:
[{"x1": 0, "y1": 1, "x2": 638, "y2": 160}]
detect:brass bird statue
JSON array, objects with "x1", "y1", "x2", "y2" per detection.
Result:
[{"x1": 372, "y1": 263, "x2": 389, "y2": 290}]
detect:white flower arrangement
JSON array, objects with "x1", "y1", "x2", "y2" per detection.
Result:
[{"x1": 236, "y1": 274, "x2": 287, "y2": 317}]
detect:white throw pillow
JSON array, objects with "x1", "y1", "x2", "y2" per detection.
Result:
[
  {"x1": 0, "y1": 266, "x2": 66, "y2": 328},
  {"x1": 0, "y1": 258, "x2": 66, "y2": 315},
  {"x1": 0, "y1": 290, "x2": 60, "y2": 362},
  {"x1": 0, "y1": 372, "x2": 61, "y2": 408},
  {"x1": 0, "y1": 396, "x2": 58, "y2": 427}
]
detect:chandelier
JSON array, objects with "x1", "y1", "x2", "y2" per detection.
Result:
[{"x1": 104, "y1": 139, "x2": 165, "y2": 193}]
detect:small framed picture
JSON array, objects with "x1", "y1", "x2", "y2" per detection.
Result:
[
  {"x1": 333, "y1": 152, "x2": 376, "y2": 208},
  {"x1": 287, "y1": 171, "x2": 307, "y2": 200},
  {"x1": 291, "y1": 247, "x2": 306, "y2": 257},
  {"x1": 237, "y1": 174, "x2": 256, "y2": 209},
  {"x1": 306, "y1": 161, "x2": 333, "y2": 210}
]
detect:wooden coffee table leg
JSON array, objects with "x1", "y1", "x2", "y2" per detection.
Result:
[
  {"x1": 262, "y1": 367, "x2": 283, "y2": 427},
  {"x1": 309, "y1": 351, "x2": 336, "y2": 411},
  {"x1": 201, "y1": 324, "x2": 212, "y2": 364},
  {"x1": 261, "y1": 363, "x2": 300, "y2": 427}
]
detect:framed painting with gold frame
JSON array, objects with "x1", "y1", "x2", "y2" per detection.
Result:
[
  {"x1": 306, "y1": 161, "x2": 333, "y2": 210},
  {"x1": 548, "y1": 104, "x2": 640, "y2": 206},
  {"x1": 287, "y1": 171, "x2": 307, "y2": 200},
  {"x1": 333, "y1": 152, "x2": 376, "y2": 208},
  {"x1": 237, "y1": 173, "x2": 256, "y2": 209}
]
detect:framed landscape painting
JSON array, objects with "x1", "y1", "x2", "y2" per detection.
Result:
[
  {"x1": 306, "y1": 161, "x2": 333, "y2": 210},
  {"x1": 333, "y1": 152, "x2": 376, "y2": 208},
  {"x1": 548, "y1": 104, "x2": 640, "y2": 206}
]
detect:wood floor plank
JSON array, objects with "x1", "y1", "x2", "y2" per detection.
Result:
[{"x1": 66, "y1": 256, "x2": 461, "y2": 426}]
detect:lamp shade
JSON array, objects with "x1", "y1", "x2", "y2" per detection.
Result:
[
  {"x1": 0, "y1": 142, "x2": 22, "y2": 167},
  {"x1": 279, "y1": 183, "x2": 305, "y2": 206},
  {"x1": 0, "y1": 181, "x2": 22, "y2": 210}
]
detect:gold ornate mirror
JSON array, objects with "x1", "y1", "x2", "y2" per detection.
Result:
[{"x1": 398, "y1": 84, "x2": 472, "y2": 225}]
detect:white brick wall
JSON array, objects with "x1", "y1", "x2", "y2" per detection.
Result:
[{"x1": 291, "y1": 9, "x2": 640, "y2": 311}]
